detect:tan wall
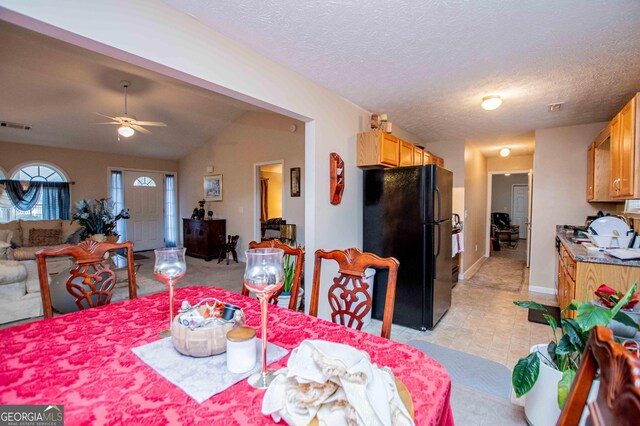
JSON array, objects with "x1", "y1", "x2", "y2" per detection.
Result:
[
  {"x1": 0, "y1": 140, "x2": 178, "y2": 202},
  {"x1": 179, "y1": 112, "x2": 304, "y2": 255},
  {"x1": 491, "y1": 173, "x2": 529, "y2": 214},
  {"x1": 529, "y1": 122, "x2": 613, "y2": 292},
  {"x1": 487, "y1": 154, "x2": 534, "y2": 172},
  {"x1": 426, "y1": 141, "x2": 465, "y2": 188},
  {"x1": 260, "y1": 170, "x2": 283, "y2": 219},
  {"x1": 463, "y1": 143, "x2": 487, "y2": 274}
]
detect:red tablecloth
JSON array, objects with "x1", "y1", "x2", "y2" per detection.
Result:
[{"x1": 0, "y1": 287, "x2": 453, "y2": 425}]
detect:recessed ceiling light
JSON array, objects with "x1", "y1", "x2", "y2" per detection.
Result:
[
  {"x1": 481, "y1": 95, "x2": 502, "y2": 111},
  {"x1": 500, "y1": 148, "x2": 510, "y2": 157},
  {"x1": 118, "y1": 125, "x2": 134, "y2": 138}
]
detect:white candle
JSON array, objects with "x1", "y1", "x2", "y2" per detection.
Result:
[{"x1": 226, "y1": 326, "x2": 257, "y2": 373}]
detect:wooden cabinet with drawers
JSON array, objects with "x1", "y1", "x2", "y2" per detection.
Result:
[
  {"x1": 183, "y1": 219, "x2": 226, "y2": 261},
  {"x1": 357, "y1": 130, "x2": 444, "y2": 169}
]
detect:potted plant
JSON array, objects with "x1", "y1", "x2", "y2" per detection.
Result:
[
  {"x1": 512, "y1": 282, "x2": 638, "y2": 426},
  {"x1": 72, "y1": 198, "x2": 130, "y2": 242},
  {"x1": 276, "y1": 254, "x2": 303, "y2": 310}
]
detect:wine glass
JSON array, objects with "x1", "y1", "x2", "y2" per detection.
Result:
[
  {"x1": 244, "y1": 248, "x2": 284, "y2": 389},
  {"x1": 154, "y1": 247, "x2": 187, "y2": 338}
]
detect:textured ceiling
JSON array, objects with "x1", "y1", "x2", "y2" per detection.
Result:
[
  {"x1": 0, "y1": 22, "x2": 266, "y2": 160},
  {"x1": 163, "y1": 0, "x2": 640, "y2": 156}
]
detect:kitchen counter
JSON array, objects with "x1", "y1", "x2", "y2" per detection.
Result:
[{"x1": 556, "y1": 226, "x2": 640, "y2": 267}]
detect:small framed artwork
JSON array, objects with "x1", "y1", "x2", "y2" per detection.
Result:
[
  {"x1": 290, "y1": 167, "x2": 301, "y2": 197},
  {"x1": 204, "y1": 174, "x2": 223, "y2": 202}
]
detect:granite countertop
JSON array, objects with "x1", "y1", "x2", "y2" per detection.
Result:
[{"x1": 556, "y1": 225, "x2": 640, "y2": 267}]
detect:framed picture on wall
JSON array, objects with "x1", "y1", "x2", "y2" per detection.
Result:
[
  {"x1": 290, "y1": 167, "x2": 301, "y2": 197},
  {"x1": 204, "y1": 175, "x2": 223, "y2": 202}
]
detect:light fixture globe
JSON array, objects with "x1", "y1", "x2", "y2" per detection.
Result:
[
  {"x1": 481, "y1": 95, "x2": 503, "y2": 111},
  {"x1": 118, "y1": 125, "x2": 135, "y2": 138},
  {"x1": 500, "y1": 148, "x2": 511, "y2": 157}
]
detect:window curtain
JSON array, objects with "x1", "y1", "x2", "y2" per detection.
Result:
[
  {"x1": 165, "y1": 174, "x2": 177, "y2": 247},
  {"x1": 110, "y1": 171, "x2": 126, "y2": 242},
  {"x1": 42, "y1": 182, "x2": 70, "y2": 220},
  {"x1": 1, "y1": 180, "x2": 41, "y2": 211},
  {"x1": 260, "y1": 178, "x2": 269, "y2": 223}
]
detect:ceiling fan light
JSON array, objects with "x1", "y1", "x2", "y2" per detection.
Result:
[
  {"x1": 481, "y1": 95, "x2": 503, "y2": 111},
  {"x1": 118, "y1": 125, "x2": 135, "y2": 138},
  {"x1": 500, "y1": 148, "x2": 511, "y2": 157}
]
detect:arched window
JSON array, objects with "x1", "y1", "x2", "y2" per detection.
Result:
[
  {"x1": 1, "y1": 163, "x2": 67, "y2": 222},
  {"x1": 133, "y1": 176, "x2": 157, "y2": 187}
]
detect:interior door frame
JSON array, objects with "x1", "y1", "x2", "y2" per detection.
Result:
[
  {"x1": 108, "y1": 167, "x2": 179, "y2": 248},
  {"x1": 485, "y1": 169, "x2": 532, "y2": 257},
  {"x1": 253, "y1": 160, "x2": 285, "y2": 242}
]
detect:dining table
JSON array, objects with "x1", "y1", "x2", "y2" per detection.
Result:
[{"x1": 0, "y1": 286, "x2": 454, "y2": 425}]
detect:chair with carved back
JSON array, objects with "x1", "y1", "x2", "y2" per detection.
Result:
[
  {"x1": 242, "y1": 239, "x2": 305, "y2": 311},
  {"x1": 557, "y1": 325, "x2": 640, "y2": 426},
  {"x1": 309, "y1": 248, "x2": 399, "y2": 339},
  {"x1": 36, "y1": 240, "x2": 137, "y2": 318}
]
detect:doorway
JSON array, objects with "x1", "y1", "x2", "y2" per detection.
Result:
[{"x1": 255, "y1": 161, "x2": 284, "y2": 241}]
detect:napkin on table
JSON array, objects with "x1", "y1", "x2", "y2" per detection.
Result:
[{"x1": 262, "y1": 339, "x2": 414, "y2": 426}]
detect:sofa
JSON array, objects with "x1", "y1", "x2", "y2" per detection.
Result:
[{"x1": 0, "y1": 219, "x2": 164, "y2": 325}]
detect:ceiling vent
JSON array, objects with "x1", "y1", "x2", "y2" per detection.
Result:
[
  {"x1": 0, "y1": 121, "x2": 32, "y2": 130},
  {"x1": 547, "y1": 103, "x2": 564, "y2": 112}
]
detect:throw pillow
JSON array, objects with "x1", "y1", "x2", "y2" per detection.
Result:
[
  {"x1": 0, "y1": 221, "x2": 21, "y2": 247},
  {"x1": 0, "y1": 241, "x2": 9, "y2": 260},
  {"x1": 29, "y1": 228, "x2": 62, "y2": 247},
  {"x1": 0, "y1": 229, "x2": 13, "y2": 244},
  {"x1": 20, "y1": 219, "x2": 62, "y2": 246}
]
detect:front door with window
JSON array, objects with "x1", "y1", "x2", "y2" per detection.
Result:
[{"x1": 124, "y1": 171, "x2": 164, "y2": 251}]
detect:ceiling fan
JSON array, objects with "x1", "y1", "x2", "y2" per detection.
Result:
[{"x1": 94, "y1": 80, "x2": 167, "y2": 140}]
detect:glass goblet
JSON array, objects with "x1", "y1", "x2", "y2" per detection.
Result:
[
  {"x1": 154, "y1": 247, "x2": 187, "y2": 338},
  {"x1": 244, "y1": 248, "x2": 284, "y2": 389}
]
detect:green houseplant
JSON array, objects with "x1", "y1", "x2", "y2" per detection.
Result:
[
  {"x1": 512, "y1": 282, "x2": 638, "y2": 411},
  {"x1": 283, "y1": 254, "x2": 295, "y2": 294}
]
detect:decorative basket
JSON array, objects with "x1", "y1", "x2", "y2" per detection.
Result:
[{"x1": 171, "y1": 305, "x2": 245, "y2": 357}]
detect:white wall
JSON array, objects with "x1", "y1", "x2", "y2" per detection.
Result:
[
  {"x1": 180, "y1": 112, "x2": 304, "y2": 254},
  {"x1": 0, "y1": 1, "x2": 424, "y2": 318},
  {"x1": 529, "y1": 122, "x2": 609, "y2": 291}
]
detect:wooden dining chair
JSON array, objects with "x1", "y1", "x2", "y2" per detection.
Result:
[
  {"x1": 557, "y1": 325, "x2": 640, "y2": 426},
  {"x1": 242, "y1": 239, "x2": 305, "y2": 310},
  {"x1": 309, "y1": 247, "x2": 399, "y2": 339},
  {"x1": 36, "y1": 240, "x2": 137, "y2": 318}
]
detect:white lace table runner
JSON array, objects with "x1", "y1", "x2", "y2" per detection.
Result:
[{"x1": 132, "y1": 337, "x2": 288, "y2": 403}]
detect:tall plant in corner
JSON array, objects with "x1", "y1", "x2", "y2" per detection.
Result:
[{"x1": 512, "y1": 282, "x2": 638, "y2": 409}]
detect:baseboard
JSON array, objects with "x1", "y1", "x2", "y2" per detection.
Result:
[
  {"x1": 462, "y1": 256, "x2": 487, "y2": 279},
  {"x1": 527, "y1": 285, "x2": 557, "y2": 295}
]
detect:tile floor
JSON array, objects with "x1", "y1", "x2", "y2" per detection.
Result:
[{"x1": 363, "y1": 243, "x2": 557, "y2": 406}]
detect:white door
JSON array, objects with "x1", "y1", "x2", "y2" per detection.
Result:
[
  {"x1": 511, "y1": 185, "x2": 529, "y2": 239},
  {"x1": 124, "y1": 170, "x2": 164, "y2": 251}
]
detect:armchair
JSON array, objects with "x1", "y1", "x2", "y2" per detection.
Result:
[{"x1": 491, "y1": 212, "x2": 520, "y2": 248}]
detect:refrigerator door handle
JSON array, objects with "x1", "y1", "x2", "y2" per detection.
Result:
[
  {"x1": 435, "y1": 222, "x2": 441, "y2": 257},
  {"x1": 434, "y1": 186, "x2": 441, "y2": 223}
]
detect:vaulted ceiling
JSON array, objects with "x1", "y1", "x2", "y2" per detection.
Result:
[
  {"x1": 164, "y1": 0, "x2": 640, "y2": 156},
  {"x1": 0, "y1": 22, "x2": 266, "y2": 160}
]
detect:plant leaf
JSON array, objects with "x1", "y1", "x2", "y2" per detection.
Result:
[
  {"x1": 555, "y1": 334, "x2": 576, "y2": 356},
  {"x1": 562, "y1": 318, "x2": 588, "y2": 353},
  {"x1": 544, "y1": 313, "x2": 557, "y2": 335},
  {"x1": 564, "y1": 301, "x2": 580, "y2": 312},
  {"x1": 612, "y1": 311, "x2": 640, "y2": 329},
  {"x1": 514, "y1": 301, "x2": 547, "y2": 311},
  {"x1": 512, "y1": 352, "x2": 540, "y2": 398},
  {"x1": 557, "y1": 369, "x2": 577, "y2": 409},
  {"x1": 576, "y1": 303, "x2": 614, "y2": 332},
  {"x1": 547, "y1": 341, "x2": 558, "y2": 367},
  {"x1": 610, "y1": 282, "x2": 638, "y2": 317}
]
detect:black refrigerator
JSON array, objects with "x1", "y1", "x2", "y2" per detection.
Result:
[{"x1": 364, "y1": 165, "x2": 452, "y2": 330}]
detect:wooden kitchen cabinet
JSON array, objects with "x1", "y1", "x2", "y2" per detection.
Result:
[
  {"x1": 609, "y1": 94, "x2": 638, "y2": 199},
  {"x1": 357, "y1": 130, "x2": 400, "y2": 168},
  {"x1": 587, "y1": 125, "x2": 615, "y2": 202},
  {"x1": 183, "y1": 218, "x2": 226, "y2": 261},
  {"x1": 399, "y1": 141, "x2": 414, "y2": 166},
  {"x1": 587, "y1": 142, "x2": 594, "y2": 201},
  {"x1": 413, "y1": 146, "x2": 424, "y2": 165}
]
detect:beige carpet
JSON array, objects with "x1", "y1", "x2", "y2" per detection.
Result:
[{"x1": 466, "y1": 244, "x2": 526, "y2": 293}]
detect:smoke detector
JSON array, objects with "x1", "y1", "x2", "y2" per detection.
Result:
[
  {"x1": 547, "y1": 103, "x2": 564, "y2": 112},
  {"x1": 0, "y1": 121, "x2": 32, "y2": 130}
]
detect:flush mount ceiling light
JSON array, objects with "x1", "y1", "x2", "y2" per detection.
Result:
[
  {"x1": 504, "y1": 173, "x2": 511, "y2": 176},
  {"x1": 481, "y1": 95, "x2": 503, "y2": 111},
  {"x1": 118, "y1": 124, "x2": 135, "y2": 138},
  {"x1": 500, "y1": 148, "x2": 511, "y2": 157}
]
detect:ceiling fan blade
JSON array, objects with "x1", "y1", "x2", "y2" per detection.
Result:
[
  {"x1": 92, "y1": 122, "x2": 120, "y2": 125},
  {"x1": 135, "y1": 121, "x2": 167, "y2": 127},
  {"x1": 93, "y1": 112, "x2": 120, "y2": 121},
  {"x1": 131, "y1": 124, "x2": 152, "y2": 135}
]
